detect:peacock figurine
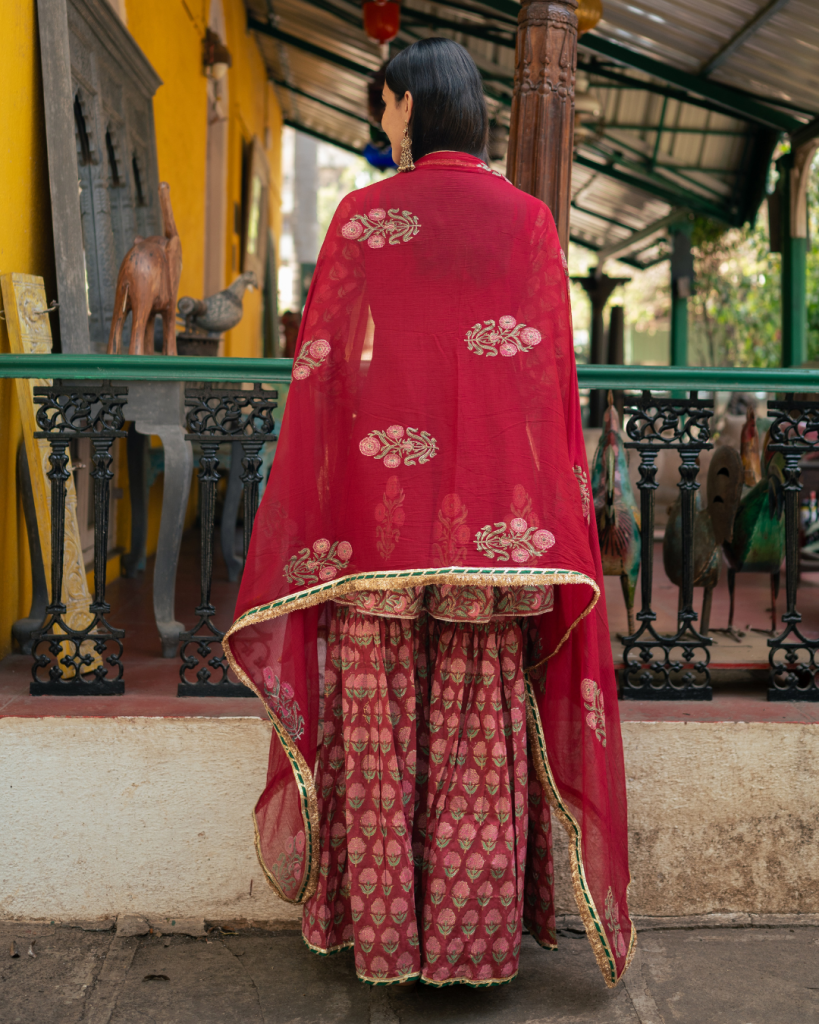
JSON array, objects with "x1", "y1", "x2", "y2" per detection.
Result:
[
  {"x1": 722, "y1": 406, "x2": 786, "y2": 634},
  {"x1": 177, "y1": 270, "x2": 258, "y2": 336},
  {"x1": 591, "y1": 392, "x2": 641, "y2": 635},
  {"x1": 662, "y1": 445, "x2": 743, "y2": 636}
]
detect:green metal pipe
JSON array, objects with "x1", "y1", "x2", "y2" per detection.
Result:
[
  {"x1": 782, "y1": 234, "x2": 808, "y2": 367},
  {"x1": 3, "y1": 354, "x2": 819, "y2": 392},
  {"x1": 779, "y1": 153, "x2": 809, "y2": 368}
]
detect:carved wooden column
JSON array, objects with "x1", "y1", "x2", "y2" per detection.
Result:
[{"x1": 506, "y1": 0, "x2": 578, "y2": 253}]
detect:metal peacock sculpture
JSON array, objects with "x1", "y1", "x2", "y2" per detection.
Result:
[
  {"x1": 662, "y1": 445, "x2": 743, "y2": 636},
  {"x1": 177, "y1": 270, "x2": 258, "y2": 336},
  {"x1": 591, "y1": 392, "x2": 641, "y2": 635},
  {"x1": 722, "y1": 407, "x2": 786, "y2": 634}
]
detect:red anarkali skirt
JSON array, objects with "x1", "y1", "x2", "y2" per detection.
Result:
[{"x1": 302, "y1": 584, "x2": 557, "y2": 987}]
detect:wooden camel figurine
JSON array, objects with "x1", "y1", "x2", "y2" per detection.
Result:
[
  {"x1": 107, "y1": 182, "x2": 181, "y2": 356},
  {"x1": 722, "y1": 407, "x2": 786, "y2": 634},
  {"x1": 662, "y1": 446, "x2": 743, "y2": 636},
  {"x1": 591, "y1": 392, "x2": 641, "y2": 634}
]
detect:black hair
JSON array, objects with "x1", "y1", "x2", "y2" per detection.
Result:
[{"x1": 385, "y1": 38, "x2": 488, "y2": 162}]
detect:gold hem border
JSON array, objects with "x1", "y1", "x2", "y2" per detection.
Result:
[
  {"x1": 359, "y1": 970, "x2": 422, "y2": 987},
  {"x1": 249, "y1": 710, "x2": 320, "y2": 905},
  {"x1": 302, "y1": 934, "x2": 354, "y2": 956},
  {"x1": 419, "y1": 971, "x2": 518, "y2": 989},
  {"x1": 524, "y1": 675, "x2": 635, "y2": 989},
  {"x1": 522, "y1": 926, "x2": 559, "y2": 952}
]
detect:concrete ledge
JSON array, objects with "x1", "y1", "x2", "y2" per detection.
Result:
[{"x1": 2, "y1": 716, "x2": 817, "y2": 921}]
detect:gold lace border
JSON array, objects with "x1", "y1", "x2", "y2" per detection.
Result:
[
  {"x1": 224, "y1": 566, "x2": 599, "y2": 665},
  {"x1": 524, "y1": 676, "x2": 636, "y2": 988},
  {"x1": 249, "y1": 709, "x2": 320, "y2": 905}
]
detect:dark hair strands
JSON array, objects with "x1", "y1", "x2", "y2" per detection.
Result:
[{"x1": 385, "y1": 38, "x2": 489, "y2": 163}]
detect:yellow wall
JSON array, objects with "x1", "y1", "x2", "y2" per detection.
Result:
[
  {"x1": 126, "y1": 0, "x2": 282, "y2": 358},
  {"x1": 125, "y1": 0, "x2": 209, "y2": 315},
  {"x1": 0, "y1": 0, "x2": 282, "y2": 658},
  {"x1": 221, "y1": 1, "x2": 282, "y2": 357},
  {"x1": 0, "y1": 4, "x2": 58, "y2": 658}
]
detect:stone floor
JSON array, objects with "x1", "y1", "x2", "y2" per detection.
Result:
[{"x1": 1, "y1": 920, "x2": 817, "y2": 1024}]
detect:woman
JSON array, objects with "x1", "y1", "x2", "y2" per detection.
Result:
[{"x1": 224, "y1": 37, "x2": 633, "y2": 989}]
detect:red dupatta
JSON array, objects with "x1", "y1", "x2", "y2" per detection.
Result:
[{"x1": 223, "y1": 152, "x2": 634, "y2": 986}]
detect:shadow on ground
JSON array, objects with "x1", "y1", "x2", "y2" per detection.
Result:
[{"x1": 1, "y1": 922, "x2": 817, "y2": 1023}]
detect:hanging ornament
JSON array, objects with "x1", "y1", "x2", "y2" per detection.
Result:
[
  {"x1": 363, "y1": 0, "x2": 400, "y2": 59},
  {"x1": 576, "y1": 0, "x2": 603, "y2": 35}
]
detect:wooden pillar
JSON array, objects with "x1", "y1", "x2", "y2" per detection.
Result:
[
  {"x1": 506, "y1": 0, "x2": 578, "y2": 254},
  {"x1": 577, "y1": 271, "x2": 627, "y2": 428}
]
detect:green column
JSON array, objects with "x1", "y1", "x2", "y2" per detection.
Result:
[
  {"x1": 670, "y1": 225, "x2": 693, "y2": 367},
  {"x1": 780, "y1": 153, "x2": 808, "y2": 367}
]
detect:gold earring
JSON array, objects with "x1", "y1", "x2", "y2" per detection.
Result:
[{"x1": 398, "y1": 122, "x2": 415, "y2": 172}]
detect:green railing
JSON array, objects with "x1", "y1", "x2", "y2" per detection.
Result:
[{"x1": 1, "y1": 353, "x2": 819, "y2": 391}]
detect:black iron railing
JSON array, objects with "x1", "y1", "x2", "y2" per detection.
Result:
[
  {"x1": 179, "y1": 384, "x2": 278, "y2": 697},
  {"x1": 30, "y1": 380, "x2": 128, "y2": 695},
  {"x1": 3, "y1": 355, "x2": 819, "y2": 702},
  {"x1": 620, "y1": 391, "x2": 714, "y2": 700}
]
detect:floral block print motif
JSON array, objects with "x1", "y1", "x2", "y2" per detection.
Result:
[
  {"x1": 426, "y1": 584, "x2": 495, "y2": 622},
  {"x1": 420, "y1": 619, "x2": 530, "y2": 985},
  {"x1": 284, "y1": 538, "x2": 352, "y2": 587},
  {"x1": 359, "y1": 425, "x2": 438, "y2": 468},
  {"x1": 480, "y1": 162, "x2": 511, "y2": 184},
  {"x1": 335, "y1": 587, "x2": 424, "y2": 619},
  {"x1": 375, "y1": 476, "x2": 405, "y2": 559},
  {"x1": 273, "y1": 830, "x2": 307, "y2": 901},
  {"x1": 475, "y1": 518, "x2": 555, "y2": 563},
  {"x1": 573, "y1": 466, "x2": 591, "y2": 524},
  {"x1": 433, "y1": 494, "x2": 469, "y2": 565},
  {"x1": 605, "y1": 887, "x2": 627, "y2": 958},
  {"x1": 523, "y1": 767, "x2": 557, "y2": 950},
  {"x1": 341, "y1": 207, "x2": 421, "y2": 248},
  {"x1": 464, "y1": 315, "x2": 541, "y2": 357},
  {"x1": 581, "y1": 678, "x2": 606, "y2": 746},
  {"x1": 303, "y1": 606, "x2": 427, "y2": 982},
  {"x1": 293, "y1": 338, "x2": 331, "y2": 380},
  {"x1": 262, "y1": 666, "x2": 306, "y2": 741},
  {"x1": 508, "y1": 485, "x2": 540, "y2": 529},
  {"x1": 493, "y1": 585, "x2": 554, "y2": 618}
]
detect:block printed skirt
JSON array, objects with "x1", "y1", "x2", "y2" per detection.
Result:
[{"x1": 302, "y1": 587, "x2": 557, "y2": 987}]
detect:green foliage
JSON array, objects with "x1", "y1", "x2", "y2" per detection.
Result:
[
  {"x1": 688, "y1": 212, "x2": 782, "y2": 367},
  {"x1": 687, "y1": 154, "x2": 819, "y2": 368}
]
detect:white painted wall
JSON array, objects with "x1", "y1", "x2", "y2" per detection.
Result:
[
  {"x1": 0, "y1": 717, "x2": 300, "y2": 925},
  {"x1": 1, "y1": 717, "x2": 817, "y2": 922}
]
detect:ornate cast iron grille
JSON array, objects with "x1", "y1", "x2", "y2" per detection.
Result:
[
  {"x1": 178, "y1": 384, "x2": 278, "y2": 697},
  {"x1": 30, "y1": 380, "x2": 128, "y2": 695},
  {"x1": 621, "y1": 392, "x2": 714, "y2": 700},
  {"x1": 766, "y1": 397, "x2": 819, "y2": 701}
]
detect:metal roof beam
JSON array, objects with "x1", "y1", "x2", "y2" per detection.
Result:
[
  {"x1": 579, "y1": 59, "x2": 768, "y2": 123},
  {"x1": 571, "y1": 201, "x2": 644, "y2": 232},
  {"x1": 792, "y1": 116, "x2": 819, "y2": 149},
  {"x1": 573, "y1": 153, "x2": 730, "y2": 221},
  {"x1": 588, "y1": 123, "x2": 747, "y2": 135},
  {"x1": 248, "y1": 15, "x2": 378, "y2": 76},
  {"x1": 582, "y1": 139, "x2": 731, "y2": 201},
  {"x1": 596, "y1": 211, "x2": 686, "y2": 262},
  {"x1": 700, "y1": 0, "x2": 791, "y2": 77},
  {"x1": 271, "y1": 78, "x2": 370, "y2": 124},
  {"x1": 580, "y1": 33, "x2": 803, "y2": 131},
  {"x1": 283, "y1": 118, "x2": 364, "y2": 156}
]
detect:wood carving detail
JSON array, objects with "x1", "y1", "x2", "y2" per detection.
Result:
[
  {"x1": 506, "y1": 0, "x2": 578, "y2": 253},
  {"x1": 0, "y1": 273, "x2": 98, "y2": 675},
  {"x1": 107, "y1": 182, "x2": 182, "y2": 356}
]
